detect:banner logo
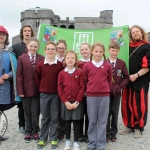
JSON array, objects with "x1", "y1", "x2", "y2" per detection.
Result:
[{"x1": 110, "y1": 30, "x2": 124, "y2": 46}]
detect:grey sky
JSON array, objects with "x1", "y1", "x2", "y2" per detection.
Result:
[{"x1": 0, "y1": 0, "x2": 150, "y2": 44}]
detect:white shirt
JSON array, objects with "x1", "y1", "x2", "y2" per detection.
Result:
[
  {"x1": 56, "y1": 55, "x2": 64, "y2": 62},
  {"x1": 64, "y1": 67, "x2": 76, "y2": 74},
  {"x1": 44, "y1": 57, "x2": 57, "y2": 65},
  {"x1": 109, "y1": 58, "x2": 117, "y2": 67},
  {"x1": 28, "y1": 53, "x2": 36, "y2": 62},
  {"x1": 80, "y1": 58, "x2": 90, "y2": 62},
  {"x1": 92, "y1": 60, "x2": 104, "y2": 68}
]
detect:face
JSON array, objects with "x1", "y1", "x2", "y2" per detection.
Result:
[
  {"x1": 80, "y1": 44, "x2": 91, "y2": 58},
  {"x1": 0, "y1": 32, "x2": 7, "y2": 44},
  {"x1": 131, "y1": 27, "x2": 143, "y2": 41},
  {"x1": 57, "y1": 42, "x2": 66, "y2": 57},
  {"x1": 65, "y1": 53, "x2": 77, "y2": 67},
  {"x1": 108, "y1": 48, "x2": 119, "y2": 59},
  {"x1": 45, "y1": 44, "x2": 57, "y2": 59},
  {"x1": 23, "y1": 27, "x2": 32, "y2": 40},
  {"x1": 27, "y1": 41, "x2": 39, "y2": 55},
  {"x1": 92, "y1": 46, "x2": 104, "y2": 62}
]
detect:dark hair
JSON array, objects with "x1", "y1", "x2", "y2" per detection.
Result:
[
  {"x1": 4, "y1": 35, "x2": 10, "y2": 46},
  {"x1": 129, "y1": 25, "x2": 148, "y2": 42},
  {"x1": 45, "y1": 41, "x2": 58, "y2": 50},
  {"x1": 64, "y1": 50, "x2": 78, "y2": 68},
  {"x1": 20, "y1": 25, "x2": 34, "y2": 40},
  {"x1": 26, "y1": 37, "x2": 40, "y2": 47},
  {"x1": 56, "y1": 39, "x2": 67, "y2": 48},
  {"x1": 108, "y1": 42, "x2": 120, "y2": 50},
  {"x1": 90, "y1": 42, "x2": 106, "y2": 61}
]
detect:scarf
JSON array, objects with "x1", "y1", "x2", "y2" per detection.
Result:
[{"x1": 130, "y1": 40, "x2": 149, "y2": 47}]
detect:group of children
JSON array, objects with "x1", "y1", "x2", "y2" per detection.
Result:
[
  {"x1": 0, "y1": 25, "x2": 129, "y2": 150},
  {"x1": 15, "y1": 36, "x2": 129, "y2": 150}
]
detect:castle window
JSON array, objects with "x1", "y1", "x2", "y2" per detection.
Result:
[{"x1": 36, "y1": 21, "x2": 40, "y2": 27}]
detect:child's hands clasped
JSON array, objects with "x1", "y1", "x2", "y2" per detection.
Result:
[
  {"x1": 65, "y1": 101, "x2": 72, "y2": 110},
  {"x1": 1, "y1": 74, "x2": 10, "y2": 80},
  {"x1": 71, "y1": 102, "x2": 79, "y2": 109}
]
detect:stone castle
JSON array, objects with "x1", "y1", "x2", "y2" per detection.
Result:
[{"x1": 12, "y1": 7, "x2": 113, "y2": 45}]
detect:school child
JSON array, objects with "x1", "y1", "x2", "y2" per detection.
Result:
[
  {"x1": 56, "y1": 39, "x2": 67, "y2": 62},
  {"x1": 58, "y1": 50, "x2": 85, "y2": 150},
  {"x1": 35, "y1": 42, "x2": 63, "y2": 149},
  {"x1": 83, "y1": 42, "x2": 112, "y2": 150},
  {"x1": 56, "y1": 39, "x2": 67, "y2": 140},
  {"x1": 0, "y1": 26, "x2": 20, "y2": 112},
  {"x1": 16, "y1": 37, "x2": 44, "y2": 143},
  {"x1": 77, "y1": 43, "x2": 91, "y2": 143},
  {"x1": 106, "y1": 42, "x2": 129, "y2": 142}
]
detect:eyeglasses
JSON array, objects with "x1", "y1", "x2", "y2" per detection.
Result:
[
  {"x1": 58, "y1": 47, "x2": 66, "y2": 50},
  {"x1": 46, "y1": 48, "x2": 56, "y2": 51}
]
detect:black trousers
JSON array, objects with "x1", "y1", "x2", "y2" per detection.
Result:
[
  {"x1": 18, "y1": 102, "x2": 25, "y2": 127},
  {"x1": 107, "y1": 93, "x2": 120, "y2": 136},
  {"x1": 79, "y1": 97, "x2": 89, "y2": 136},
  {"x1": 22, "y1": 96, "x2": 40, "y2": 135},
  {"x1": 65, "y1": 120, "x2": 80, "y2": 141}
]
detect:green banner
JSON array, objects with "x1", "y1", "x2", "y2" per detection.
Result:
[{"x1": 37, "y1": 24, "x2": 129, "y2": 68}]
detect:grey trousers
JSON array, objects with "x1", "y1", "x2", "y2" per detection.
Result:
[
  {"x1": 40, "y1": 93, "x2": 60, "y2": 141},
  {"x1": 87, "y1": 96, "x2": 110, "y2": 150},
  {"x1": 22, "y1": 96, "x2": 40, "y2": 135}
]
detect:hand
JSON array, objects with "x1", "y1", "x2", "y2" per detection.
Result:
[
  {"x1": 65, "y1": 101, "x2": 72, "y2": 110},
  {"x1": 2, "y1": 74, "x2": 10, "y2": 80},
  {"x1": 129, "y1": 74, "x2": 138, "y2": 82},
  {"x1": 0, "y1": 78, "x2": 5, "y2": 85},
  {"x1": 71, "y1": 102, "x2": 79, "y2": 109},
  {"x1": 19, "y1": 95, "x2": 24, "y2": 97}
]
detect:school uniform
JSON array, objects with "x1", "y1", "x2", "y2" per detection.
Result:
[
  {"x1": 106, "y1": 58, "x2": 129, "y2": 139},
  {"x1": 35, "y1": 58, "x2": 62, "y2": 141},
  {"x1": 16, "y1": 53, "x2": 44, "y2": 135},
  {"x1": 58, "y1": 67, "x2": 85, "y2": 141},
  {"x1": 83, "y1": 60, "x2": 112, "y2": 150},
  {"x1": 77, "y1": 59, "x2": 90, "y2": 140}
]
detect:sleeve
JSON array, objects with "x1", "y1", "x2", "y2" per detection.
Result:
[
  {"x1": 16, "y1": 57, "x2": 24, "y2": 95},
  {"x1": 35, "y1": 63, "x2": 41, "y2": 89},
  {"x1": 142, "y1": 45, "x2": 150, "y2": 68},
  {"x1": 57, "y1": 71, "x2": 67, "y2": 103},
  {"x1": 76, "y1": 71, "x2": 85, "y2": 103},
  {"x1": 120, "y1": 62, "x2": 129, "y2": 89},
  {"x1": 83, "y1": 64, "x2": 88, "y2": 89},
  {"x1": 7, "y1": 71, "x2": 13, "y2": 80}
]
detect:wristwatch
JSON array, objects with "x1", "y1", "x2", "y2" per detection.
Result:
[{"x1": 75, "y1": 101, "x2": 79, "y2": 105}]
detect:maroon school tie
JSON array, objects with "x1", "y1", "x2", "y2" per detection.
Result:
[
  {"x1": 111, "y1": 62, "x2": 115, "y2": 76},
  {"x1": 31, "y1": 55, "x2": 35, "y2": 73}
]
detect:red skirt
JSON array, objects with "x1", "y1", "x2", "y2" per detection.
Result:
[{"x1": 121, "y1": 86, "x2": 148, "y2": 129}]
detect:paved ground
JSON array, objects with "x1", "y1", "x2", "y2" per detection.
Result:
[{"x1": 0, "y1": 95, "x2": 150, "y2": 150}]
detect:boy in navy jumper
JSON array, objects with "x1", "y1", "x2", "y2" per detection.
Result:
[
  {"x1": 106, "y1": 42, "x2": 129, "y2": 142},
  {"x1": 35, "y1": 42, "x2": 63, "y2": 149}
]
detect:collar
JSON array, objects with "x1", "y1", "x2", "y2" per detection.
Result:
[
  {"x1": 56, "y1": 55, "x2": 64, "y2": 62},
  {"x1": 28, "y1": 52, "x2": 36, "y2": 57},
  {"x1": 44, "y1": 57, "x2": 57, "y2": 65},
  {"x1": 80, "y1": 58, "x2": 90, "y2": 62},
  {"x1": 92, "y1": 59, "x2": 103, "y2": 65},
  {"x1": 64, "y1": 67, "x2": 76, "y2": 74},
  {"x1": 129, "y1": 40, "x2": 149, "y2": 47},
  {"x1": 109, "y1": 57, "x2": 117, "y2": 64}
]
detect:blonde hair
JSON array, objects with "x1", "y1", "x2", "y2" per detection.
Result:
[
  {"x1": 90, "y1": 42, "x2": 106, "y2": 61},
  {"x1": 27, "y1": 37, "x2": 40, "y2": 47},
  {"x1": 56, "y1": 39, "x2": 67, "y2": 48},
  {"x1": 80, "y1": 42, "x2": 91, "y2": 49},
  {"x1": 129, "y1": 25, "x2": 148, "y2": 42},
  {"x1": 64, "y1": 50, "x2": 78, "y2": 68},
  {"x1": 45, "y1": 41, "x2": 58, "y2": 50}
]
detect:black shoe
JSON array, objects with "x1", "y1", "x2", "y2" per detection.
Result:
[
  {"x1": 84, "y1": 136, "x2": 89, "y2": 143},
  {"x1": 106, "y1": 135, "x2": 111, "y2": 143},
  {"x1": 78, "y1": 134, "x2": 84, "y2": 142},
  {"x1": 111, "y1": 134, "x2": 117, "y2": 142}
]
